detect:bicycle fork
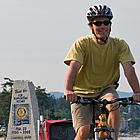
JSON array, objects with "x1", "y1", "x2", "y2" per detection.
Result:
[{"x1": 94, "y1": 114, "x2": 115, "y2": 140}]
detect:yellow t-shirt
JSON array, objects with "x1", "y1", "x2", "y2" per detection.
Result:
[{"x1": 64, "y1": 35, "x2": 135, "y2": 97}]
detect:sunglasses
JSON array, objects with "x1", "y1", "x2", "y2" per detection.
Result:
[{"x1": 92, "y1": 20, "x2": 111, "y2": 26}]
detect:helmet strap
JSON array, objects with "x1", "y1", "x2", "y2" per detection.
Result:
[{"x1": 92, "y1": 26, "x2": 111, "y2": 44}]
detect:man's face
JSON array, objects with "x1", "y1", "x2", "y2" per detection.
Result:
[{"x1": 92, "y1": 17, "x2": 111, "y2": 40}]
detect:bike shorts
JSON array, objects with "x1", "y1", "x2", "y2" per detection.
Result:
[{"x1": 71, "y1": 87, "x2": 119, "y2": 133}]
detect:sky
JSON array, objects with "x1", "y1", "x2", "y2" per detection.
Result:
[{"x1": 0, "y1": 0, "x2": 140, "y2": 93}]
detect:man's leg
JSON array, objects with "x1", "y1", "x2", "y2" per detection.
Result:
[
  {"x1": 71, "y1": 103, "x2": 93, "y2": 140},
  {"x1": 99, "y1": 87, "x2": 121, "y2": 140},
  {"x1": 74, "y1": 124, "x2": 90, "y2": 140},
  {"x1": 106, "y1": 96, "x2": 121, "y2": 140}
]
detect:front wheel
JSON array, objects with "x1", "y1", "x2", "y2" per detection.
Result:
[{"x1": 98, "y1": 135, "x2": 114, "y2": 140}]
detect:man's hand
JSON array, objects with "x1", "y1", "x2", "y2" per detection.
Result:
[
  {"x1": 132, "y1": 93, "x2": 140, "y2": 102},
  {"x1": 64, "y1": 91, "x2": 77, "y2": 102}
]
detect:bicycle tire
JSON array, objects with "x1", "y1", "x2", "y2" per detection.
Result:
[{"x1": 98, "y1": 135, "x2": 114, "y2": 140}]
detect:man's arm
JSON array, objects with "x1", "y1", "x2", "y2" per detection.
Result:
[
  {"x1": 64, "y1": 60, "x2": 81, "y2": 102},
  {"x1": 122, "y1": 61, "x2": 140, "y2": 102}
]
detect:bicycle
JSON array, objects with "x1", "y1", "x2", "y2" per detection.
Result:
[{"x1": 65, "y1": 96, "x2": 140, "y2": 140}]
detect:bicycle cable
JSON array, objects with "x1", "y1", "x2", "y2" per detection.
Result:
[{"x1": 108, "y1": 104, "x2": 120, "y2": 112}]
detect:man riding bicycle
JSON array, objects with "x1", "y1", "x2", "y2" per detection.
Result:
[{"x1": 64, "y1": 4, "x2": 140, "y2": 140}]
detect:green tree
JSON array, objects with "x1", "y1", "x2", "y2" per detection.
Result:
[
  {"x1": 1, "y1": 77, "x2": 14, "y2": 92},
  {"x1": 120, "y1": 105, "x2": 129, "y2": 113},
  {"x1": 47, "y1": 107, "x2": 60, "y2": 120},
  {"x1": 55, "y1": 97, "x2": 71, "y2": 119},
  {"x1": 0, "y1": 77, "x2": 13, "y2": 127},
  {"x1": 35, "y1": 86, "x2": 50, "y2": 117},
  {"x1": 48, "y1": 95, "x2": 56, "y2": 108},
  {"x1": 132, "y1": 118, "x2": 140, "y2": 130},
  {"x1": 129, "y1": 105, "x2": 140, "y2": 118}
]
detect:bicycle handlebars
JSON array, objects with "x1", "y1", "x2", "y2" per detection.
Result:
[
  {"x1": 77, "y1": 96, "x2": 134, "y2": 106},
  {"x1": 64, "y1": 95, "x2": 139, "y2": 107}
]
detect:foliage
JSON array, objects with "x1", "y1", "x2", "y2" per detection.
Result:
[
  {"x1": 55, "y1": 97, "x2": 71, "y2": 119},
  {"x1": 35, "y1": 86, "x2": 50, "y2": 116},
  {"x1": 120, "y1": 105, "x2": 140, "y2": 118},
  {"x1": 0, "y1": 78, "x2": 13, "y2": 127},
  {"x1": 131, "y1": 117, "x2": 140, "y2": 130},
  {"x1": 129, "y1": 105, "x2": 140, "y2": 118},
  {"x1": 48, "y1": 95, "x2": 56, "y2": 108},
  {"x1": 1, "y1": 77, "x2": 13, "y2": 92},
  {"x1": 45, "y1": 96, "x2": 71, "y2": 120},
  {"x1": 119, "y1": 130, "x2": 128, "y2": 133},
  {"x1": 120, "y1": 105, "x2": 129, "y2": 113},
  {"x1": 120, "y1": 104, "x2": 140, "y2": 130}
]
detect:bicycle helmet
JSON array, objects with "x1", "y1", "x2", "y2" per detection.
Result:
[
  {"x1": 86, "y1": 4, "x2": 113, "y2": 22},
  {"x1": 86, "y1": 4, "x2": 113, "y2": 44}
]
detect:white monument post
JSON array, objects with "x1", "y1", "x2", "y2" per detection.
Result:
[{"x1": 7, "y1": 80, "x2": 39, "y2": 140}]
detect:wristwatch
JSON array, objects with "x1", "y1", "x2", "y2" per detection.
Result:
[{"x1": 135, "y1": 91, "x2": 140, "y2": 94}]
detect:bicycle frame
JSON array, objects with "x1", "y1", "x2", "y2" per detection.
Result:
[
  {"x1": 94, "y1": 105, "x2": 115, "y2": 140},
  {"x1": 98, "y1": 114, "x2": 107, "y2": 137},
  {"x1": 88, "y1": 99, "x2": 115, "y2": 140}
]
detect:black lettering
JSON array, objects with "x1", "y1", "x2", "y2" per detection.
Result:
[
  {"x1": 12, "y1": 131, "x2": 19, "y2": 134},
  {"x1": 24, "y1": 136, "x2": 31, "y2": 139},
  {"x1": 16, "y1": 127, "x2": 21, "y2": 130},
  {"x1": 15, "y1": 90, "x2": 22, "y2": 93}
]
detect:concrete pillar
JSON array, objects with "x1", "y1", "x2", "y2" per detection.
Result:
[{"x1": 7, "y1": 80, "x2": 39, "y2": 140}]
